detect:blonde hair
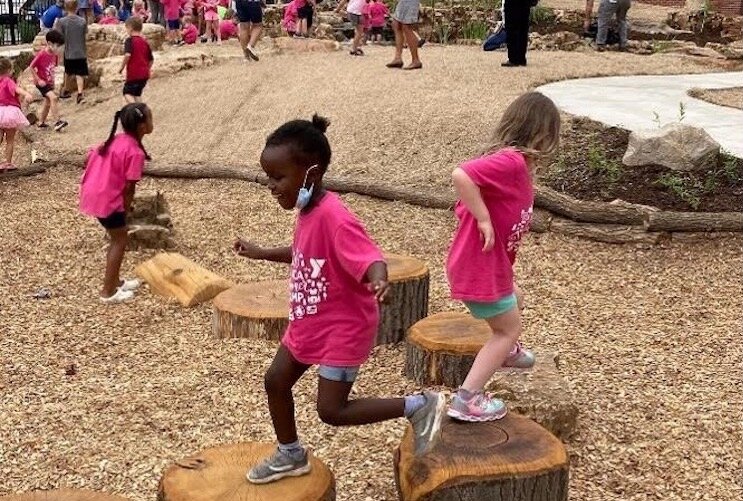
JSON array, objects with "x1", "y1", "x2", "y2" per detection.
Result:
[
  {"x1": 105, "y1": 6, "x2": 117, "y2": 16},
  {"x1": 484, "y1": 92, "x2": 561, "y2": 161}
]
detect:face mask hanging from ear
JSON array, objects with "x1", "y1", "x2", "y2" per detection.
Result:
[{"x1": 295, "y1": 164, "x2": 318, "y2": 210}]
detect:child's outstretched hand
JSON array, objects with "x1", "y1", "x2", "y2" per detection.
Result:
[
  {"x1": 477, "y1": 219, "x2": 495, "y2": 252},
  {"x1": 233, "y1": 237, "x2": 263, "y2": 259},
  {"x1": 368, "y1": 279, "x2": 389, "y2": 303}
]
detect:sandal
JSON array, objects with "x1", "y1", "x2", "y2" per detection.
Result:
[
  {"x1": 0, "y1": 163, "x2": 18, "y2": 172},
  {"x1": 386, "y1": 61, "x2": 404, "y2": 68},
  {"x1": 403, "y1": 62, "x2": 423, "y2": 70}
]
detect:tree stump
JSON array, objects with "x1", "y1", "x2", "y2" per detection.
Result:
[
  {"x1": 1, "y1": 490, "x2": 130, "y2": 501},
  {"x1": 394, "y1": 414, "x2": 569, "y2": 501},
  {"x1": 405, "y1": 312, "x2": 489, "y2": 387},
  {"x1": 377, "y1": 254, "x2": 429, "y2": 345},
  {"x1": 158, "y1": 442, "x2": 335, "y2": 501},
  {"x1": 135, "y1": 252, "x2": 234, "y2": 307},
  {"x1": 210, "y1": 254, "x2": 429, "y2": 344},
  {"x1": 212, "y1": 281, "x2": 288, "y2": 340}
]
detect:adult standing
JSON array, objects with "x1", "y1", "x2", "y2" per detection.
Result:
[
  {"x1": 596, "y1": 0, "x2": 631, "y2": 51},
  {"x1": 40, "y1": 0, "x2": 66, "y2": 30},
  {"x1": 236, "y1": 0, "x2": 264, "y2": 61},
  {"x1": 296, "y1": 0, "x2": 315, "y2": 38},
  {"x1": 148, "y1": 0, "x2": 165, "y2": 25},
  {"x1": 385, "y1": 0, "x2": 422, "y2": 70},
  {"x1": 502, "y1": 0, "x2": 531, "y2": 67}
]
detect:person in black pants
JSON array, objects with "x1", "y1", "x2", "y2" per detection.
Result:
[{"x1": 503, "y1": 0, "x2": 531, "y2": 67}]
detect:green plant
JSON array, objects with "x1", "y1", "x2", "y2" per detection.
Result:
[
  {"x1": 529, "y1": 5, "x2": 555, "y2": 25},
  {"x1": 587, "y1": 143, "x2": 623, "y2": 182},
  {"x1": 678, "y1": 101, "x2": 686, "y2": 122},
  {"x1": 461, "y1": 20, "x2": 489, "y2": 40},
  {"x1": 656, "y1": 173, "x2": 701, "y2": 209},
  {"x1": 435, "y1": 23, "x2": 452, "y2": 44},
  {"x1": 651, "y1": 40, "x2": 675, "y2": 53},
  {"x1": 651, "y1": 111, "x2": 662, "y2": 128},
  {"x1": 720, "y1": 151, "x2": 742, "y2": 182}
]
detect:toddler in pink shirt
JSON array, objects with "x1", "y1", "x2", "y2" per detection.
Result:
[
  {"x1": 233, "y1": 115, "x2": 445, "y2": 485},
  {"x1": 445, "y1": 92, "x2": 561, "y2": 422},
  {"x1": 79, "y1": 103, "x2": 154, "y2": 303},
  {"x1": 181, "y1": 15, "x2": 199, "y2": 44}
]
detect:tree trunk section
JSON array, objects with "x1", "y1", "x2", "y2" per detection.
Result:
[
  {"x1": 646, "y1": 210, "x2": 743, "y2": 232},
  {"x1": 405, "y1": 312, "x2": 491, "y2": 387},
  {"x1": 1, "y1": 490, "x2": 130, "y2": 501},
  {"x1": 550, "y1": 219, "x2": 669, "y2": 244},
  {"x1": 0, "y1": 163, "x2": 46, "y2": 180},
  {"x1": 377, "y1": 254, "x2": 430, "y2": 345},
  {"x1": 135, "y1": 252, "x2": 233, "y2": 307},
  {"x1": 394, "y1": 414, "x2": 569, "y2": 501},
  {"x1": 211, "y1": 281, "x2": 288, "y2": 340},
  {"x1": 158, "y1": 442, "x2": 335, "y2": 501},
  {"x1": 534, "y1": 185, "x2": 649, "y2": 225}
]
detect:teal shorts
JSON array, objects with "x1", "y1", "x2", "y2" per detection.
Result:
[{"x1": 464, "y1": 293, "x2": 518, "y2": 319}]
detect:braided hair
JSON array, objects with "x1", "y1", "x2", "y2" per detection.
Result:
[
  {"x1": 98, "y1": 103, "x2": 151, "y2": 160},
  {"x1": 264, "y1": 114, "x2": 331, "y2": 171}
]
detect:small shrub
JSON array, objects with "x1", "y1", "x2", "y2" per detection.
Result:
[
  {"x1": 435, "y1": 23, "x2": 452, "y2": 44},
  {"x1": 720, "y1": 151, "x2": 742, "y2": 182},
  {"x1": 655, "y1": 173, "x2": 701, "y2": 209},
  {"x1": 587, "y1": 143, "x2": 623, "y2": 182},
  {"x1": 461, "y1": 20, "x2": 489, "y2": 40},
  {"x1": 529, "y1": 5, "x2": 555, "y2": 25}
]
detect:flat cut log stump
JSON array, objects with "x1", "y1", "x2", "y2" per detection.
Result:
[
  {"x1": 378, "y1": 254, "x2": 429, "y2": 345},
  {"x1": 210, "y1": 254, "x2": 428, "y2": 343},
  {"x1": 158, "y1": 442, "x2": 335, "y2": 501},
  {"x1": 394, "y1": 414, "x2": 569, "y2": 501},
  {"x1": 1, "y1": 490, "x2": 130, "y2": 501},
  {"x1": 135, "y1": 252, "x2": 233, "y2": 307},
  {"x1": 212, "y1": 281, "x2": 288, "y2": 340}
]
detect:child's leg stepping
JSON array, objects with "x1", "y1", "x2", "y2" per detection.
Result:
[{"x1": 159, "y1": 442, "x2": 336, "y2": 501}]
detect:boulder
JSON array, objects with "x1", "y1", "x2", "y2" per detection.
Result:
[
  {"x1": 622, "y1": 123, "x2": 720, "y2": 172},
  {"x1": 706, "y1": 41, "x2": 743, "y2": 60},
  {"x1": 314, "y1": 23, "x2": 337, "y2": 41},
  {"x1": 90, "y1": 49, "x2": 216, "y2": 88},
  {"x1": 35, "y1": 23, "x2": 166, "y2": 61},
  {"x1": 272, "y1": 36, "x2": 341, "y2": 53},
  {"x1": 128, "y1": 190, "x2": 174, "y2": 250},
  {"x1": 485, "y1": 352, "x2": 578, "y2": 440}
]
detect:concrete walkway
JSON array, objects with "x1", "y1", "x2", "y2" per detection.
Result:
[{"x1": 537, "y1": 72, "x2": 743, "y2": 158}]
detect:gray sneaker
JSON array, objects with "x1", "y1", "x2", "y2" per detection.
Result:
[
  {"x1": 502, "y1": 342, "x2": 535, "y2": 369},
  {"x1": 246, "y1": 447, "x2": 311, "y2": 484},
  {"x1": 408, "y1": 391, "x2": 446, "y2": 455}
]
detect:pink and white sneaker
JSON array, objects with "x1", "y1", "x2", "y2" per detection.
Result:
[
  {"x1": 502, "y1": 342, "x2": 535, "y2": 369},
  {"x1": 447, "y1": 391, "x2": 507, "y2": 422}
]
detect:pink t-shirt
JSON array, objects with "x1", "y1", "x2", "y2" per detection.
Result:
[
  {"x1": 182, "y1": 24, "x2": 198, "y2": 43},
  {"x1": 79, "y1": 134, "x2": 146, "y2": 217},
  {"x1": 219, "y1": 19, "x2": 237, "y2": 39},
  {"x1": 282, "y1": 192, "x2": 384, "y2": 366},
  {"x1": 163, "y1": 0, "x2": 181, "y2": 20},
  {"x1": 29, "y1": 49, "x2": 58, "y2": 86},
  {"x1": 369, "y1": 1, "x2": 388, "y2": 27},
  {"x1": 446, "y1": 149, "x2": 534, "y2": 302},
  {"x1": 99, "y1": 15, "x2": 119, "y2": 24},
  {"x1": 0, "y1": 77, "x2": 21, "y2": 108}
]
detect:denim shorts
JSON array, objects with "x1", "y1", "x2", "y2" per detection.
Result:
[
  {"x1": 318, "y1": 365, "x2": 360, "y2": 383},
  {"x1": 464, "y1": 293, "x2": 517, "y2": 319}
]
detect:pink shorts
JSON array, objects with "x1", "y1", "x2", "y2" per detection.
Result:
[{"x1": 204, "y1": 11, "x2": 219, "y2": 21}]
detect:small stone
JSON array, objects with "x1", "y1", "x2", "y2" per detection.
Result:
[{"x1": 622, "y1": 123, "x2": 720, "y2": 172}]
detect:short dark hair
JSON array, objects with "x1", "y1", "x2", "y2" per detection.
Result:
[
  {"x1": 45, "y1": 29, "x2": 64, "y2": 46},
  {"x1": 265, "y1": 114, "x2": 332, "y2": 171},
  {"x1": 125, "y1": 16, "x2": 143, "y2": 31}
]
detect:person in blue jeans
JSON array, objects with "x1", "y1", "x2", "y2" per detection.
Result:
[{"x1": 236, "y1": 0, "x2": 264, "y2": 61}]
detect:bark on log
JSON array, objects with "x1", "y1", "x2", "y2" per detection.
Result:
[
  {"x1": 550, "y1": 219, "x2": 668, "y2": 245},
  {"x1": 0, "y1": 163, "x2": 46, "y2": 180},
  {"x1": 646, "y1": 211, "x2": 743, "y2": 232},
  {"x1": 377, "y1": 254, "x2": 430, "y2": 345},
  {"x1": 158, "y1": 442, "x2": 335, "y2": 501},
  {"x1": 394, "y1": 414, "x2": 569, "y2": 501},
  {"x1": 135, "y1": 252, "x2": 234, "y2": 307},
  {"x1": 405, "y1": 312, "x2": 490, "y2": 387},
  {"x1": 534, "y1": 185, "x2": 649, "y2": 224},
  {"x1": 211, "y1": 281, "x2": 288, "y2": 340},
  {"x1": 1, "y1": 490, "x2": 130, "y2": 501}
]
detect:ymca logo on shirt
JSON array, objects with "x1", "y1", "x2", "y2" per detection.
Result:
[
  {"x1": 289, "y1": 251, "x2": 329, "y2": 321},
  {"x1": 507, "y1": 206, "x2": 533, "y2": 254}
]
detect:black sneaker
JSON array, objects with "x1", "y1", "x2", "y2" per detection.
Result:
[
  {"x1": 54, "y1": 120, "x2": 69, "y2": 132},
  {"x1": 59, "y1": 91, "x2": 72, "y2": 99},
  {"x1": 37, "y1": 123, "x2": 50, "y2": 129},
  {"x1": 76, "y1": 94, "x2": 85, "y2": 104},
  {"x1": 246, "y1": 45, "x2": 259, "y2": 61},
  {"x1": 417, "y1": 38, "x2": 426, "y2": 48}
]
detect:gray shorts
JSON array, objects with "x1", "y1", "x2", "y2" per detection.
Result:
[
  {"x1": 349, "y1": 13, "x2": 363, "y2": 27},
  {"x1": 393, "y1": 0, "x2": 420, "y2": 25},
  {"x1": 318, "y1": 365, "x2": 360, "y2": 383}
]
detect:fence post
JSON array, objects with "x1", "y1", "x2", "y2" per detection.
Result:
[{"x1": 8, "y1": 0, "x2": 16, "y2": 46}]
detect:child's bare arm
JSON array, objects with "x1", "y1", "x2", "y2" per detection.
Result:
[
  {"x1": 233, "y1": 238, "x2": 292, "y2": 263},
  {"x1": 123, "y1": 181, "x2": 137, "y2": 213},
  {"x1": 119, "y1": 54, "x2": 130, "y2": 74},
  {"x1": 365, "y1": 260, "x2": 389, "y2": 302},
  {"x1": 15, "y1": 86, "x2": 34, "y2": 104},
  {"x1": 452, "y1": 167, "x2": 494, "y2": 251}
]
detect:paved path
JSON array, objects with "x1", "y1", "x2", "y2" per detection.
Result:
[{"x1": 537, "y1": 72, "x2": 743, "y2": 157}]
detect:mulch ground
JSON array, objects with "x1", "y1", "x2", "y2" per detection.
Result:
[{"x1": 688, "y1": 86, "x2": 743, "y2": 111}]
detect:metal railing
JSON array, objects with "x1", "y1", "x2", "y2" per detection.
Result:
[{"x1": 0, "y1": 0, "x2": 55, "y2": 46}]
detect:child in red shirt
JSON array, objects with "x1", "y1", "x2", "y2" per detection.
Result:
[
  {"x1": 118, "y1": 16, "x2": 153, "y2": 103},
  {"x1": 29, "y1": 29, "x2": 68, "y2": 131},
  {"x1": 445, "y1": 92, "x2": 561, "y2": 422}
]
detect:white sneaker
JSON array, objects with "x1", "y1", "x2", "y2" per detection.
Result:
[
  {"x1": 120, "y1": 278, "x2": 141, "y2": 292},
  {"x1": 100, "y1": 288, "x2": 134, "y2": 303}
]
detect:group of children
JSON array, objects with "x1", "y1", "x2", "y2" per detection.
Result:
[{"x1": 76, "y1": 89, "x2": 561, "y2": 482}]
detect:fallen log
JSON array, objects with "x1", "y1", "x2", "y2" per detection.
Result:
[
  {"x1": 550, "y1": 219, "x2": 668, "y2": 245},
  {"x1": 646, "y1": 210, "x2": 743, "y2": 232},
  {"x1": 534, "y1": 185, "x2": 649, "y2": 225},
  {"x1": 0, "y1": 163, "x2": 46, "y2": 180}
]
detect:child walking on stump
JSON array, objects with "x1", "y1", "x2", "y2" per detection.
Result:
[
  {"x1": 79, "y1": 103, "x2": 153, "y2": 303},
  {"x1": 234, "y1": 115, "x2": 444, "y2": 484},
  {"x1": 445, "y1": 92, "x2": 560, "y2": 422}
]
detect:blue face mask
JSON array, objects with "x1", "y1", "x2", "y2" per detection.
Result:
[{"x1": 295, "y1": 165, "x2": 318, "y2": 210}]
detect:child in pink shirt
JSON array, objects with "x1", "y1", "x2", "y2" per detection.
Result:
[
  {"x1": 0, "y1": 57, "x2": 33, "y2": 172},
  {"x1": 132, "y1": 0, "x2": 150, "y2": 22},
  {"x1": 202, "y1": 0, "x2": 220, "y2": 43},
  {"x1": 445, "y1": 92, "x2": 561, "y2": 422},
  {"x1": 29, "y1": 29, "x2": 68, "y2": 132},
  {"x1": 219, "y1": 11, "x2": 237, "y2": 40},
  {"x1": 163, "y1": 0, "x2": 182, "y2": 43},
  {"x1": 79, "y1": 103, "x2": 154, "y2": 303},
  {"x1": 99, "y1": 6, "x2": 120, "y2": 24},
  {"x1": 234, "y1": 115, "x2": 444, "y2": 485},
  {"x1": 281, "y1": 0, "x2": 298, "y2": 36},
  {"x1": 181, "y1": 15, "x2": 198, "y2": 44},
  {"x1": 368, "y1": 0, "x2": 388, "y2": 42}
]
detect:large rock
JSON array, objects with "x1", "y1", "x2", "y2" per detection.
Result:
[
  {"x1": 34, "y1": 23, "x2": 166, "y2": 60},
  {"x1": 485, "y1": 352, "x2": 578, "y2": 440},
  {"x1": 89, "y1": 49, "x2": 216, "y2": 88},
  {"x1": 622, "y1": 123, "x2": 720, "y2": 172},
  {"x1": 272, "y1": 36, "x2": 340, "y2": 53}
]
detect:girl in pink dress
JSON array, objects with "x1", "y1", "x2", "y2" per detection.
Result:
[
  {"x1": 445, "y1": 92, "x2": 561, "y2": 422},
  {"x1": 0, "y1": 57, "x2": 33, "y2": 172},
  {"x1": 234, "y1": 115, "x2": 445, "y2": 484},
  {"x1": 281, "y1": 0, "x2": 298, "y2": 36},
  {"x1": 202, "y1": 0, "x2": 221, "y2": 43},
  {"x1": 99, "y1": 6, "x2": 120, "y2": 24},
  {"x1": 132, "y1": 0, "x2": 150, "y2": 22},
  {"x1": 79, "y1": 103, "x2": 154, "y2": 303},
  {"x1": 368, "y1": 0, "x2": 388, "y2": 42}
]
